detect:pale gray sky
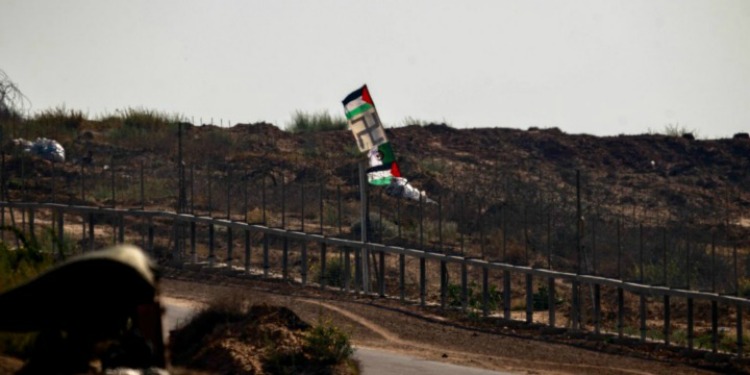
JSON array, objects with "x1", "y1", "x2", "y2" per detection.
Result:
[{"x1": 1, "y1": 0, "x2": 749, "y2": 138}]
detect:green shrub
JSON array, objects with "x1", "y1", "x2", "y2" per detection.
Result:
[
  {"x1": 447, "y1": 281, "x2": 502, "y2": 315},
  {"x1": 316, "y1": 257, "x2": 352, "y2": 288},
  {"x1": 303, "y1": 319, "x2": 354, "y2": 364},
  {"x1": 532, "y1": 285, "x2": 564, "y2": 310},
  {"x1": 287, "y1": 110, "x2": 347, "y2": 133}
]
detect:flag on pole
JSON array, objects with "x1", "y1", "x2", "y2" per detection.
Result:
[
  {"x1": 342, "y1": 85, "x2": 387, "y2": 152},
  {"x1": 367, "y1": 142, "x2": 402, "y2": 185},
  {"x1": 341, "y1": 84, "x2": 434, "y2": 203}
]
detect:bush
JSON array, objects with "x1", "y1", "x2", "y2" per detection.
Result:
[
  {"x1": 317, "y1": 257, "x2": 352, "y2": 288},
  {"x1": 303, "y1": 319, "x2": 354, "y2": 364},
  {"x1": 447, "y1": 281, "x2": 502, "y2": 315},
  {"x1": 287, "y1": 110, "x2": 347, "y2": 133}
]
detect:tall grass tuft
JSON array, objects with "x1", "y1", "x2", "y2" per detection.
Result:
[
  {"x1": 287, "y1": 110, "x2": 347, "y2": 133},
  {"x1": 107, "y1": 107, "x2": 184, "y2": 150},
  {"x1": 20, "y1": 105, "x2": 86, "y2": 142}
]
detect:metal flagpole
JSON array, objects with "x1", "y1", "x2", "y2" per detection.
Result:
[{"x1": 359, "y1": 160, "x2": 369, "y2": 293}]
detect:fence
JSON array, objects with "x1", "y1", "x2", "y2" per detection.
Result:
[
  {"x1": 1, "y1": 150, "x2": 747, "y2": 295},
  {"x1": 1, "y1": 199, "x2": 749, "y2": 357}
]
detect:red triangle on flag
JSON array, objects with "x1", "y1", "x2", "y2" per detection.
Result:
[
  {"x1": 361, "y1": 85, "x2": 374, "y2": 106},
  {"x1": 391, "y1": 162, "x2": 401, "y2": 178}
]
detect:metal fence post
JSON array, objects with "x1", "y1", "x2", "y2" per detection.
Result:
[
  {"x1": 379, "y1": 250, "x2": 386, "y2": 297},
  {"x1": 640, "y1": 294, "x2": 647, "y2": 342},
  {"x1": 440, "y1": 260, "x2": 447, "y2": 309},
  {"x1": 503, "y1": 270, "x2": 511, "y2": 319},
  {"x1": 548, "y1": 277, "x2": 556, "y2": 327},
  {"x1": 664, "y1": 295, "x2": 671, "y2": 345},
  {"x1": 118, "y1": 213, "x2": 124, "y2": 244},
  {"x1": 89, "y1": 212, "x2": 95, "y2": 252},
  {"x1": 244, "y1": 229, "x2": 251, "y2": 274},
  {"x1": 282, "y1": 238, "x2": 289, "y2": 280},
  {"x1": 148, "y1": 217, "x2": 154, "y2": 255},
  {"x1": 737, "y1": 305, "x2": 744, "y2": 357},
  {"x1": 420, "y1": 256, "x2": 426, "y2": 306},
  {"x1": 263, "y1": 234, "x2": 269, "y2": 277},
  {"x1": 572, "y1": 280, "x2": 580, "y2": 330},
  {"x1": 208, "y1": 223, "x2": 215, "y2": 267},
  {"x1": 190, "y1": 221, "x2": 196, "y2": 263},
  {"x1": 301, "y1": 241, "x2": 308, "y2": 286},
  {"x1": 399, "y1": 252, "x2": 405, "y2": 301},
  {"x1": 226, "y1": 226, "x2": 233, "y2": 270},
  {"x1": 482, "y1": 267, "x2": 489, "y2": 318},
  {"x1": 617, "y1": 287, "x2": 624, "y2": 338},
  {"x1": 461, "y1": 262, "x2": 468, "y2": 311},
  {"x1": 594, "y1": 284, "x2": 601, "y2": 335},
  {"x1": 711, "y1": 301, "x2": 719, "y2": 353},
  {"x1": 688, "y1": 298, "x2": 694, "y2": 350},
  {"x1": 320, "y1": 242, "x2": 327, "y2": 289},
  {"x1": 526, "y1": 274, "x2": 533, "y2": 323},
  {"x1": 57, "y1": 209, "x2": 64, "y2": 254}
]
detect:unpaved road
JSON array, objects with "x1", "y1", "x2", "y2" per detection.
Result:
[
  {"x1": 160, "y1": 269, "x2": 738, "y2": 375},
  {"x1": 162, "y1": 297, "x2": 513, "y2": 375}
]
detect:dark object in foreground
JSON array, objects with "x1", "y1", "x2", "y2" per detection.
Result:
[{"x1": 0, "y1": 245, "x2": 167, "y2": 374}]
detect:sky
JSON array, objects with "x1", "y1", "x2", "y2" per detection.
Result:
[{"x1": 1, "y1": 0, "x2": 749, "y2": 139}]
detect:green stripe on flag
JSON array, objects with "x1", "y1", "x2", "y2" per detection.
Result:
[
  {"x1": 378, "y1": 143, "x2": 396, "y2": 164},
  {"x1": 345, "y1": 103, "x2": 373, "y2": 119}
]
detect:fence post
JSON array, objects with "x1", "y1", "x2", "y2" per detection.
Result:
[
  {"x1": 572, "y1": 280, "x2": 580, "y2": 330},
  {"x1": 440, "y1": 260, "x2": 447, "y2": 309},
  {"x1": 89, "y1": 212, "x2": 95, "y2": 252},
  {"x1": 226, "y1": 226, "x2": 233, "y2": 270},
  {"x1": 594, "y1": 284, "x2": 601, "y2": 335},
  {"x1": 640, "y1": 294, "x2": 647, "y2": 342},
  {"x1": 399, "y1": 252, "x2": 405, "y2": 302},
  {"x1": 118, "y1": 213, "x2": 124, "y2": 244},
  {"x1": 548, "y1": 277, "x2": 556, "y2": 327},
  {"x1": 482, "y1": 267, "x2": 489, "y2": 318},
  {"x1": 737, "y1": 305, "x2": 744, "y2": 357},
  {"x1": 190, "y1": 221, "x2": 196, "y2": 263},
  {"x1": 244, "y1": 229, "x2": 251, "y2": 274},
  {"x1": 57, "y1": 210, "x2": 64, "y2": 254},
  {"x1": 147, "y1": 217, "x2": 154, "y2": 255},
  {"x1": 263, "y1": 234, "x2": 269, "y2": 277},
  {"x1": 379, "y1": 250, "x2": 386, "y2": 297},
  {"x1": 461, "y1": 262, "x2": 468, "y2": 311},
  {"x1": 345, "y1": 248, "x2": 351, "y2": 292},
  {"x1": 420, "y1": 256, "x2": 426, "y2": 307},
  {"x1": 688, "y1": 298, "x2": 694, "y2": 350},
  {"x1": 28, "y1": 208, "x2": 35, "y2": 243},
  {"x1": 712, "y1": 301, "x2": 719, "y2": 353},
  {"x1": 208, "y1": 223, "x2": 215, "y2": 267},
  {"x1": 282, "y1": 238, "x2": 289, "y2": 280},
  {"x1": 301, "y1": 241, "x2": 308, "y2": 286},
  {"x1": 320, "y1": 242, "x2": 327, "y2": 289},
  {"x1": 526, "y1": 274, "x2": 533, "y2": 323},
  {"x1": 503, "y1": 270, "x2": 511, "y2": 319},
  {"x1": 664, "y1": 295, "x2": 671, "y2": 345},
  {"x1": 617, "y1": 287, "x2": 624, "y2": 338}
]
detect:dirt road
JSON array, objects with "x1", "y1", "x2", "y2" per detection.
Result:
[{"x1": 160, "y1": 268, "x2": 739, "y2": 375}]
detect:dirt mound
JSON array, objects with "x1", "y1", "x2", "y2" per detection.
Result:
[{"x1": 169, "y1": 302, "x2": 355, "y2": 375}]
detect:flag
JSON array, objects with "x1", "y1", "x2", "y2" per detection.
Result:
[
  {"x1": 367, "y1": 142, "x2": 402, "y2": 186},
  {"x1": 341, "y1": 84, "x2": 434, "y2": 203},
  {"x1": 342, "y1": 85, "x2": 387, "y2": 152}
]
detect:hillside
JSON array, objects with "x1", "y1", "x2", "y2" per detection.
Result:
[{"x1": 2, "y1": 120, "x2": 750, "y2": 285}]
